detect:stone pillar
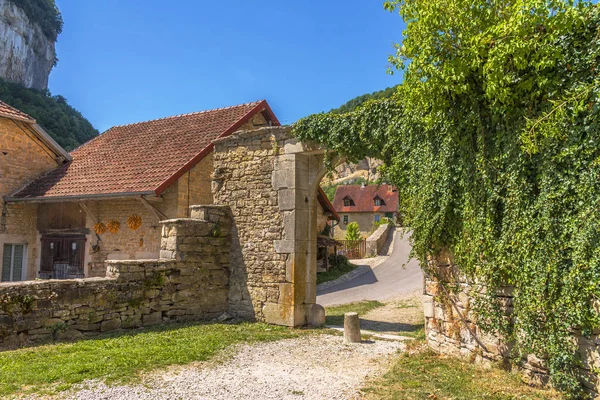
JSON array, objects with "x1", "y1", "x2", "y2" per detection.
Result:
[{"x1": 212, "y1": 127, "x2": 329, "y2": 327}]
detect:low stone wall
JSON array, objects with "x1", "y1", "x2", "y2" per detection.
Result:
[
  {"x1": 365, "y1": 223, "x2": 392, "y2": 257},
  {"x1": 424, "y1": 254, "x2": 600, "y2": 397},
  {"x1": 0, "y1": 205, "x2": 231, "y2": 350}
]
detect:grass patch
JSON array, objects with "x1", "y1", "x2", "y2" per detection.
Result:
[
  {"x1": 316, "y1": 256, "x2": 357, "y2": 285},
  {"x1": 0, "y1": 322, "x2": 305, "y2": 397},
  {"x1": 361, "y1": 349, "x2": 562, "y2": 400},
  {"x1": 325, "y1": 300, "x2": 385, "y2": 325}
]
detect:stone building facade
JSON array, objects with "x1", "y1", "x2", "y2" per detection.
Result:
[
  {"x1": 212, "y1": 126, "x2": 332, "y2": 326},
  {"x1": 2, "y1": 101, "x2": 278, "y2": 282},
  {"x1": 0, "y1": 102, "x2": 70, "y2": 281}
]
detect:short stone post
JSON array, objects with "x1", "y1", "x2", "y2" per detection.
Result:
[{"x1": 344, "y1": 312, "x2": 361, "y2": 343}]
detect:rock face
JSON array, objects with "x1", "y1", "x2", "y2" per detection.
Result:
[{"x1": 0, "y1": 0, "x2": 56, "y2": 90}]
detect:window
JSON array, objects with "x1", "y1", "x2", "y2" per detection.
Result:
[
  {"x1": 374, "y1": 215, "x2": 381, "y2": 223},
  {"x1": 343, "y1": 197, "x2": 353, "y2": 207},
  {"x1": 374, "y1": 196, "x2": 385, "y2": 207},
  {"x1": 2, "y1": 244, "x2": 26, "y2": 282},
  {"x1": 343, "y1": 215, "x2": 349, "y2": 224}
]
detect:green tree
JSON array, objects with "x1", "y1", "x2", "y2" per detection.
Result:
[
  {"x1": 0, "y1": 78, "x2": 98, "y2": 150},
  {"x1": 344, "y1": 222, "x2": 361, "y2": 241},
  {"x1": 9, "y1": 0, "x2": 63, "y2": 42},
  {"x1": 294, "y1": 1, "x2": 600, "y2": 397}
]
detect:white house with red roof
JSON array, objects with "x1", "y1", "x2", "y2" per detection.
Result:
[{"x1": 332, "y1": 184, "x2": 399, "y2": 239}]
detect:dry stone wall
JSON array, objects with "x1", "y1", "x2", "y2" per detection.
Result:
[
  {"x1": 0, "y1": 205, "x2": 231, "y2": 350},
  {"x1": 213, "y1": 126, "x2": 327, "y2": 326},
  {"x1": 425, "y1": 254, "x2": 600, "y2": 397},
  {"x1": 365, "y1": 223, "x2": 392, "y2": 257},
  {"x1": 212, "y1": 128, "x2": 288, "y2": 321}
]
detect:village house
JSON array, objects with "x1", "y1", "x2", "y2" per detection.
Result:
[
  {"x1": 0, "y1": 101, "x2": 72, "y2": 282},
  {"x1": 0, "y1": 100, "x2": 342, "y2": 283},
  {"x1": 0, "y1": 100, "x2": 282, "y2": 281},
  {"x1": 332, "y1": 184, "x2": 399, "y2": 239}
]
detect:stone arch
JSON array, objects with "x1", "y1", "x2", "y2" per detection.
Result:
[{"x1": 212, "y1": 125, "x2": 343, "y2": 326}]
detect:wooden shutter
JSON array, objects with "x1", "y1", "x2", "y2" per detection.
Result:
[
  {"x1": 12, "y1": 245, "x2": 23, "y2": 281},
  {"x1": 1, "y1": 244, "x2": 11, "y2": 282}
]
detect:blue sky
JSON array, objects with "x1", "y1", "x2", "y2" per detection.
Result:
[{"x1": 51, "y1": 1, "x2": 405, "y2": 132}]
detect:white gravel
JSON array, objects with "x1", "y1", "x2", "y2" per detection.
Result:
[{"x1": 53, "y1": 334, "x2": 403, "y2": 400}]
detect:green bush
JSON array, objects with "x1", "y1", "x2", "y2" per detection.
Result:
[
  {"x1": 344, "y1": 221, "x2": 361, "y2": 241},
  {"x1": 9, "y1": 0, "x2": 63, "y2": 42}
]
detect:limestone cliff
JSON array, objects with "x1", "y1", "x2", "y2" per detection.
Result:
[{"x1": 0, "y1": 0, "x2": 55, "y2": 90}]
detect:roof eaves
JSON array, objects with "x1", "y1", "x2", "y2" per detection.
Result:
[
  {"x1": 31, "y1": 123, "x2": 72, "y2": 161},
  {"x1": 5, "y1": 191, "x2": 156, "y2": 203}
]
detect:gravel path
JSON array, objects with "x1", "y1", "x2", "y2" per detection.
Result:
[{"x1": 55, "y1": 335, "x2": 403, "y2": 400}]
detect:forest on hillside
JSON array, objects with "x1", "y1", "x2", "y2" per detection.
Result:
[
  {"x1": 0, "y1": 78, "x2": 98, "y2": 150},
  {"x1": 330, "y1": 85, "x2": 398, "y2": 114}
]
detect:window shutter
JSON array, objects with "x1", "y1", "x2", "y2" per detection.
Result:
[
  {"x1": 12, "y1": 245, "x2": 24, "y2": 281},
  {"x1": 1, "y1": 244, "x2": 11, "y2": 282}
]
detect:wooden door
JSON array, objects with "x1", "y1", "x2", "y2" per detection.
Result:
[{"x1": 40, "y1": 236, "x2": 86, "y2": 278}]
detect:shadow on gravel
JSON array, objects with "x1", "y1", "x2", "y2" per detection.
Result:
[{"x1": 359, "y1": 319, "x2": 424, "y2": 335}]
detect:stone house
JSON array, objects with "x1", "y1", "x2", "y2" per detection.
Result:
[
  {"x1": 0, "y1": 101, "x2": 71, "y2": 282},
  {"x1": 1, "y1": 100, "x2": 280, "y2": 281},
  {"x1": 332, "y1": 184, "x2": 398, "y2": 239}
]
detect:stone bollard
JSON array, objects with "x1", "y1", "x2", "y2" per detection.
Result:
[
  {"x1": 310, "y1": 304, "x2": 326, "y2": 327},
  {"x1": 344, "y1": 312, "x2": 361, "y2": 343}
]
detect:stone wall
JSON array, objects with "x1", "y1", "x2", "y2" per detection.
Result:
[
  {"x1": 0, "y1": 205, "x2": 231, "y2": 350},
  {"x1": 365, "y1": 223, "x2": 392, "y2": 257},
  {"x1": 84, "y1": 186, "x2": 179, "y2": 277},
  {"x1": 212, "y1": 128, "x2": 287, "y2": 321},
  {"x1": 213, "y1": 126, "x2": 327, "y2": 326},
  {"x1": 1, "y1": 117, "x2": 61, "y2": 281},
  {"x1": 424, "y1": 254, "x2": 600, "y2": 397}
]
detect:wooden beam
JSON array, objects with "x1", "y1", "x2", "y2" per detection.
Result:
[
  {"x1": 139, "y1": 196, "x2": 168, "y2": 222},
  {"x1": 142, "y1": 195, "x2": 164, "y2": 203},
  {"x1": 78, "y1": 202, "x2": 98, "y2": 225}
]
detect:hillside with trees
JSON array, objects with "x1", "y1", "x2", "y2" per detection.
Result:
[
  {"x1": 0, "y1": 77, "x2": 98, "y2": 150},
  {"x1": 330, "y1": 85, "x2": 398, "y2": 114}
]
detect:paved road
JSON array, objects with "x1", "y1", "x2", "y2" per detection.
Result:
[{"x1": 317, "y1": 230, "x2": 423, "y2": 306}]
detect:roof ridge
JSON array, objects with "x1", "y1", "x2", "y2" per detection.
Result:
[{"x1": 110, "y1": 100, "x2": 264, "y2": 129}]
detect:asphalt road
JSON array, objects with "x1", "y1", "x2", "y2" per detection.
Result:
[{"x1": 317, "y1": 230, "x2": 424, "y2": 306}]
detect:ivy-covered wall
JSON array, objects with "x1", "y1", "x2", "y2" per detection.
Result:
[{"x1": 424, "y1": 252, "x2": 600, "y2": 398}]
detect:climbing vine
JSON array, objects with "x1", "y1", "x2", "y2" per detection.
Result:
[{"x1": 294, "y1": 1, "x2": 600, "y2": 397}]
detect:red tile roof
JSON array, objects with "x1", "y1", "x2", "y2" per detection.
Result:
[
  {"x1": 0, "y1": 101, "x2": 36, "y2": 122},
  {"x1": 332, "y1": 184, "x2": 399, "y2": 213},
  {"x1": 10, "y1": 100, "x2": 279, "y2": 200}
]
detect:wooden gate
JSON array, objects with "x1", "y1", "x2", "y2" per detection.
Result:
[{"x1": 339, "y1": 240, "x2": 366, "y2": 259}]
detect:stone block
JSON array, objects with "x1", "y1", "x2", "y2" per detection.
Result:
[
  {"x1": 101, "y1": 319, "x2": 121, "y2": 332},
  {"x1": 142, "y1": 311, "x2": 162, "y2": 326}
]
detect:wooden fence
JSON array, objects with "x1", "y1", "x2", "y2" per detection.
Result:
[{"x1": 339, "y1": 239, "x2": 366, "y2": 259}]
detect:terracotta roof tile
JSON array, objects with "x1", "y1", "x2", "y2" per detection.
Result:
[
  {"x1": 11, "y1": 100, "x2": 278, "y2": 200},
  {"x1": 333, "y1": 184, "x2": 399, "y2": 213},
  {"x1": 0, "y1": 100, "x2": 35, "y2": 122}
]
